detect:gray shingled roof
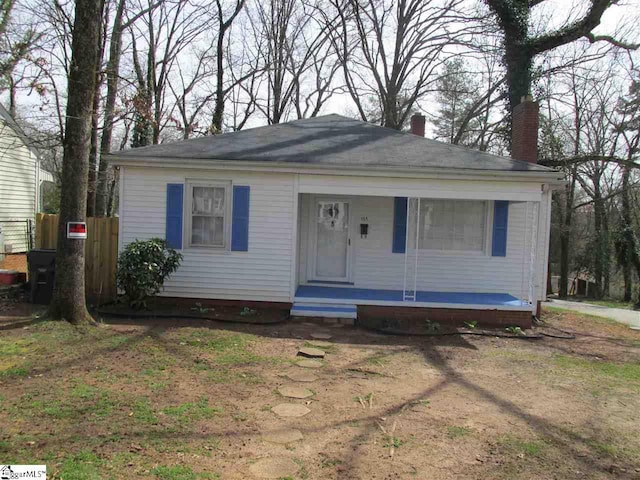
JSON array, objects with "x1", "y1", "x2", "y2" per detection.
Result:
[{"x1": 111, "y1": 114, "x2": 553, "y2": 172}]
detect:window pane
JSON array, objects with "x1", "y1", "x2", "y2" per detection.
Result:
[
  {"x1": 212, "y1": 216, "x2": 224, "y2": 245},
  {"x1": 190, "y1": 185, "x2": 226, "y2": 247},
  {"x1": 192, "y1": 216, "x2": 214, "y2": 245},
  {"x1": 191, "y1": 215, "x2": 225, "y2": 246},
  {"x1": 419, "y1": 199, "x2": 485, "y2": 252},
  {"x1": 192, "y1": 186, "x2": 225, "y2": 215}
]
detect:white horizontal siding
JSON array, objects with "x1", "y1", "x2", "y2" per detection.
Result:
[
  {"x1": 299, "y1": 174, "x2": 543, "y2": 201},
  {"x1": 299, "y1": 194, "x2": 540, "y2": 302},
  {"x1": 120, "y1": 167, "x2": 295, "y2": 302},
  {"x1": 0, "y1": 121, "x2": 36, "y2": 253}
]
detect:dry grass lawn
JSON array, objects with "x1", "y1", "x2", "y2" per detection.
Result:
[{"x1": 1, "y1": 304, "x2": 639, "y2": 479}]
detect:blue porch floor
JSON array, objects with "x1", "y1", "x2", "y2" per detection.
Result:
[{"x1": 295, "y1": 285, "x2": 528, "y2": 308}]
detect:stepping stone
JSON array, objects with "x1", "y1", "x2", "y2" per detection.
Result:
[
  {"x1": 272, "y1": 403, "x2": 310, "y2": 418},
  {"x1": 249, "y1": 457, "x2": 298, "y2": 479},
  {"x1": 310, "y1": 332, "x2": 332, "y2": 340},
  {"x1": 307, "y1": 340, "x2": 332, "y2": 348},
  {"x1": 298, "y1": 347, "x2": 325, "y2": 358},
  {"x1": 285, "y1": 370, "x2": 318, "y2": 382},
  {"x1": 278, "y1": 385, "x2": 313, "y2": 399},
  {"x1": 296, "y1": 359, "x2": 323, "y2": 369},
  {"x1": 262, "y1": 428, "x2": 304, "y2": 444}
]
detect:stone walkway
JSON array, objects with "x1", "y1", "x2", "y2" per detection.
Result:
[{"x1": 251, "y1": 331, "x2": 332, "y2": 479}]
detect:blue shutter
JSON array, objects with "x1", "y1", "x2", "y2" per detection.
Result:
[
  {"x1": 392, "y1": 197, "x2": 408, "y2": 253},
  {"x1": 166, "y1": 184, "x2": 184, "y2": 249},
  {"x1": 231, "y1": 185, "x2": 250, "y2": 251},
  {"x1": 492, "y1": 200, "x2": 509, "y2": 257}
]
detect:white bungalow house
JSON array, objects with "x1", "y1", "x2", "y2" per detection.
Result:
[
  {"x1": 110, "y1": 100, "x2": 562, "y2": 328},
  {"x1": 0, "y1": 104, "x2": 53, "y2": 259}
]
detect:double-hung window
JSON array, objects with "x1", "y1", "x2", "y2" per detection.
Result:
[
  {"x1": 187, "y1": 181, "x2": 230, "y2": 248},
  {"x1": 418, "y1": 199, "x2": 488, "y2": 253}
]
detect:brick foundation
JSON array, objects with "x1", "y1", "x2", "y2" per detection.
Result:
[
  {"x1": 358, "y1": 305, "x2": 532, "y2": 329},
  {"x1": 153, "y1": 297, "x2": 532, "y2": 329}
]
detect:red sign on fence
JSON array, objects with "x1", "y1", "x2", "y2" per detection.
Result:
[{"x1": 66, "y1": 222, "x2": 87, "y2": 239}]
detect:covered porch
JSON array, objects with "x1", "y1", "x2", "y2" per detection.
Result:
[{"x1": 291, "y1": 174, "x2": 551, "y2": 325}]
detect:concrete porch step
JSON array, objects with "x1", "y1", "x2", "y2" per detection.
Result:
[{"x1": 290, "y1": 302, "x2": 357, "y2": 319}]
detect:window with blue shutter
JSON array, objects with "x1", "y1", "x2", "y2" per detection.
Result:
[
  {"x1": 166, "y1": 184, "x2": 184, "y2": 249},
  {"x1": 492, "y1": 200, "x2": 509, "y2": 257},
  {"x1": 231, "y1": 185, "x2": 250, "y2": 251},
  {"x1": 392, "y1": 197, "x2": 408, "y2": 253}
]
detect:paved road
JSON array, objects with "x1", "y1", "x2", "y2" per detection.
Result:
[{"x1": 546, "y1": 299, "x2": 640, "y2": 329}]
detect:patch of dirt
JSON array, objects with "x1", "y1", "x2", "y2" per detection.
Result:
[
  {"x1": 541, "y1": 308, "x2": 640, "y2": 363},
  {"x1": 0, "y1": 307, "x2": 639, "y2": 479},
  {"x1": 97, "y1": 300, "x2": 289, "y2": 324}
]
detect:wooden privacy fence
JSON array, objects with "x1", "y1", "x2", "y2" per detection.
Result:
[{"x1": 35, "y1": 213, "x2": 119, "y2": 303}]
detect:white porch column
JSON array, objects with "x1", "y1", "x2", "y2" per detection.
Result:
[
  {"x1": 402, "y1": 197, "x2": 420, "y2": 301},
  {"x1": 520, "y1": 200, "x2": 540, "y2": 312}
]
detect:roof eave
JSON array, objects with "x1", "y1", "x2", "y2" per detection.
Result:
[{"x1": 110, "y1": 155, "x2": 564, "y2": 184}]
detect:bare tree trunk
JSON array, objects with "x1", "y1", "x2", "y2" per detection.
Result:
[
  {"x1": 86, "y1": 92, "x2": 100, "y2": 216},
  {"x1": 602, "y1": 201, "x2": 611, "y2": 297},
  {"x1": 48, "y1": 0, "x2": 102, "y2": 324},
  {"x1": 8, "y1": 75, "x2": 16, "y2": 118},
  {"x1": 620, "y1": 166, "x2": 634, "y2": 302},
  {"x1": 485, "y1": 0, "x2": 631, "y2": 115},
  {"x1": 107, "y1": 169, "x2": 118, "y2": 216},
  {"x1": 559, "y1": 160, "x2": 578, "y2": 297},
  {"x1": 86, "y1": 0, "x2": 106, "y2": 217},
  {"x1": 211, "y1": 0, "x2": 245, "y2": 133},
  {"x1": 592, "y1": 184, "x2": 605, "y2": 299},
  {"x1": 95, "y1": 0, "x2": 126, "y2": 217}
]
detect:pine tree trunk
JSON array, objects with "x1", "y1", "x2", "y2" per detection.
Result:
[{"x1": 48, "y1": 0, "x2": 102, "y2": 324}]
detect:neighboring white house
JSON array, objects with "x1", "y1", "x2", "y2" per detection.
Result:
[
  {"x1": 111, "y1": 105, "x2": 563, "y2": 328},
  {"x1": 0, "y1": 104, "x2": 52, "y2": 256}
]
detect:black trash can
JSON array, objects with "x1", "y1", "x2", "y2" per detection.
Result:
[{"x1": 28, "y1": 249, "x2": 56, "y2": 304}]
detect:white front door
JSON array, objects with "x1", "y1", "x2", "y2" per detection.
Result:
[{"x1": 312, "y1": 200, "x2": 350, "y2": 282}]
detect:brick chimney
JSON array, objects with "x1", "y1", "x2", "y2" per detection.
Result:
[
  {"x1": 410, "y1": 113, "x2": 425, "y2": 137},
  {"x1": 511, "y1": 96, "x2": 539, "y2": 163}
]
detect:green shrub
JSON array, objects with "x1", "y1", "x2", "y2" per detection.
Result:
[{"x1": 117, "y1": 238, "x2": 182, "y2": 308}]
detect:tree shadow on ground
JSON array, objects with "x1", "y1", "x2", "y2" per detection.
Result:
[{"x1": 3, "y1": 314, "x2": 636, "y2": 478}]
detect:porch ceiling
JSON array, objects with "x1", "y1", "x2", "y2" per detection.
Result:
[{"x1": 297, "y1": 178, "x2": 544, "y2": 202}]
